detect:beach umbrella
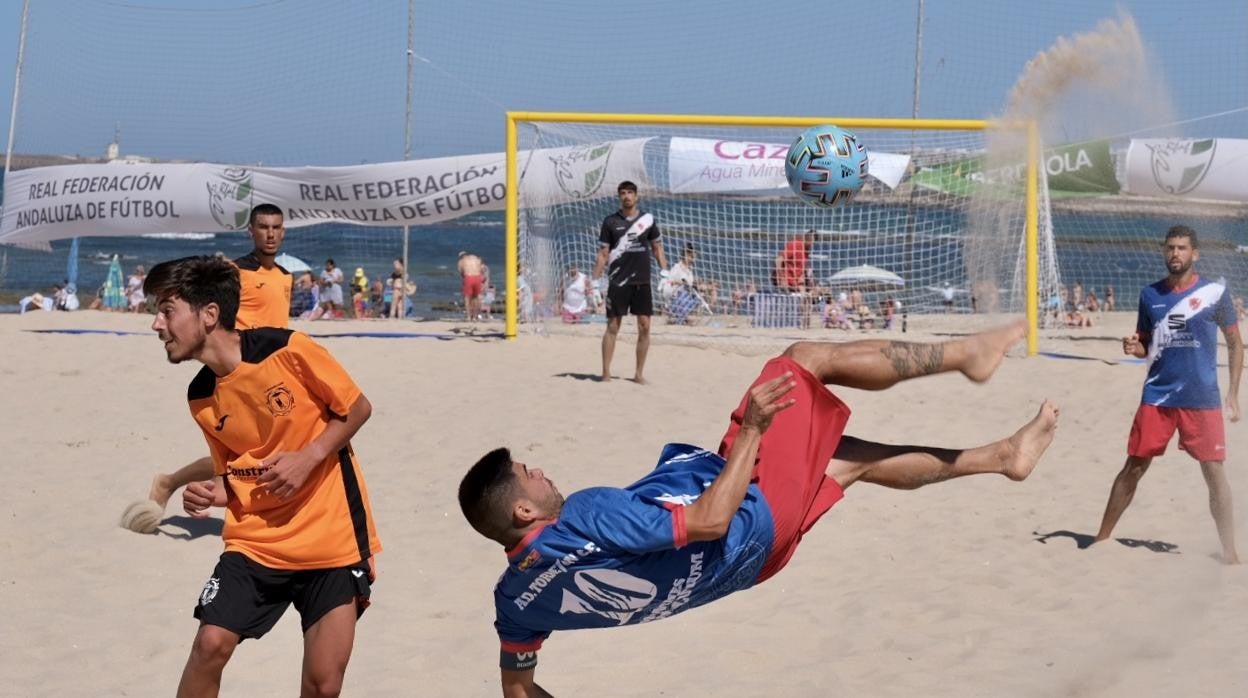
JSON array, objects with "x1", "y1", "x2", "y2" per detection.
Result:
[
  {"x1": 275, "y1": 253, "x2": 312, "y2": 273},
  {"x1": 826, "y1": 264, "x2": 905, "y2": 291},
  {"x1": 103, "y1": 254, "x2": 126, "y2": 309}
]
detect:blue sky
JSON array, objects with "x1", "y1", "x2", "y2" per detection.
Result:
[{"x1": 0, "y1": 0, "x2": 1244, "y2": 166}]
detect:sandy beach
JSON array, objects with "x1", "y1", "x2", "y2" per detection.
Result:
[{"x1": 2, "y1": 309, "x2": 1246, "y2": 697}]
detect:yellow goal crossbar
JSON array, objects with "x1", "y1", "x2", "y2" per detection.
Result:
[{"x1": 504, "y1": 111, "x2": 1040, "y2": 355}]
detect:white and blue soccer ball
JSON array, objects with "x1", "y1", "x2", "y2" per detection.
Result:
[{"x1": 784, "y1": 124, "x2": 869, "y2": 208}]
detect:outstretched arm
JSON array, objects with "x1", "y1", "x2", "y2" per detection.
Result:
[
  {"x1": 683, "y1": 374, "x2": 796, "y2": 542},
  {"x1": 501, "y1": 668, "x2": 553, "y2": 698}
]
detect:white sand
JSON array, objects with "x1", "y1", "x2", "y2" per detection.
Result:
[{"x1": 2, "y1": 310, "x2": 1246, "y2": 697}]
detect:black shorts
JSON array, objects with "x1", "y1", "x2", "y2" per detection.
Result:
[
  {"x1": 193, "y1": 551, "x2": 373, "y2": 639},
  {"x1": 606, "y1": 283, "x2": 654, "y2": 317}
]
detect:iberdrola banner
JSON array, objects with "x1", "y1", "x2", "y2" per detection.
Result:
[
  {"x1": 0, "y1": 138, "x2": 651, "y2": 245},
  {"x1": 667, "y1": 137, "x2": 910, "y2": 194},
  {"x1": 1124, "y1": 138, "x2": 1248, "y2": 202},
  {"x1": 911, "y1": 140, "x2": 1119, "y2": 198}
]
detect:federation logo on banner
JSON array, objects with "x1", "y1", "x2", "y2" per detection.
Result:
[
  {"x1": 206, "y1": 167, "x2": 254, "y2": 229},
  {"x1": 1147, "y1": 139, "x2": 1216, "y2": 196},
  {"x1": 548, "y1": 143, "x2": 613, "y2": 199}
]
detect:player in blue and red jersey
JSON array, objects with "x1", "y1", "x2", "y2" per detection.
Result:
[
  {"x1": 1095, "y1": 225, "x2": 1243, "y2": 563},
  {"x1": 459, "y1": 321, "x2": 1059, "y2": 698}
]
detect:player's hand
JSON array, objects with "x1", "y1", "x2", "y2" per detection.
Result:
[
  {"x1": 184, "y1": 480, "x2": 216, "y2": 518},
  {"x1": 1122, "y1": 334, "x2": 1143, "y2": 357},
  {"x1": 257, "y1": 449, "x2": 320, "y2": 500},
  {"x1": 1227, "y1": 394, "x2": 1241, "y2": 423},
  {"x1": 741, "y1": 372, "x2": 798, "y2": 434}
]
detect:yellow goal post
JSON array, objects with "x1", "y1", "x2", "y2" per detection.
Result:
[{"x1": 504, "y1": 111, "x2": 1042, "y2": 355}]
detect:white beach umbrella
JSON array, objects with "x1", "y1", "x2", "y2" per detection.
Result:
[
  {"x1": 275, "y1": 253, "x2": 312, "y2": 273},
  {"x1": 826, "y1": 264, "x2": 905, "y2": 290}
]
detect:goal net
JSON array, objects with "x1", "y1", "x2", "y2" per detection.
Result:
[{"x1": 509, "y1": 115, "x2": 1056, "y2": 344}]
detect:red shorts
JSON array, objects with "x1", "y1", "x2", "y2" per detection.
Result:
[
  {"x1": 718, "y1": 356, "x2": 850, "y2": 584},
  {"x1": 462, "y1": 274, "x2": 484, "y2": 298},
  {"x1": 1127, "y1": 404, "x2": 1226, "y2": 462}
]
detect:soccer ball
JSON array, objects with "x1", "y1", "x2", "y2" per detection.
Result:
[{"x1": 784, "y1": 124, "x2": 869, "y2": 208}]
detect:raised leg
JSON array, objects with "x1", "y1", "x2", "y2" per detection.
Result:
[
  {"x1": 1093, "y1": 455, "x2": 1151, "y2": 543},
  {"x1": 828, "y1": 401, "x2": 1059, "y2": 489},
  {"x1": 785, "y1": 319, "x2": 1025, "y2": 391}
]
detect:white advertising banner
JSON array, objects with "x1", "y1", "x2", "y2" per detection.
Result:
[
  {"x1": 0, "y1": 138, "x2": 651, "y2": 245},
  {"x1": 1124, "y1": 138, "x2": 1248, "y2": 202},
  {"x1": 668, "y1": 137, "x2": 910, "y2": 194}
]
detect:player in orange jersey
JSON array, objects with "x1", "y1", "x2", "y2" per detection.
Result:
[{"x1": 145, "y1": 255, "x2": 380, "y2": 697}]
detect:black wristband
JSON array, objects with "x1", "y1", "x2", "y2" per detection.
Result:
[{"x1": 500, "y1": 649, "x2": 539, "y2": 671}]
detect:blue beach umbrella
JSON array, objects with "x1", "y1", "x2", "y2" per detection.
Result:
[{"x1": 103, "y1": 254, "x2": 126, "y2": 309}]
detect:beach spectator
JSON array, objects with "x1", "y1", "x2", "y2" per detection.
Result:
[
  {"x1": 351, "y1": 267, "x2": 369, "y2": 317},
  {"x1": 1065, "y1": 305, "x2": 1093, "y2": 328},
  {"x1": 458, "y1": 251, "x2": 487, "y2": 322},
  {"x1": 561, "y1": 264, "x2": 592, "y2": 323},
  {"x1": 1072, "y1": 281, "x2": 1084, "y2": 310},
  {"x1": 18, "y1": 291, "x2": 52, "y2": 313},
  {"x1": 823, "y1": 295, "x2": 851, "y2": 330},
  {"x1": 1104, "y1": 285, "x2": 1116, "y2": 312},
  {"x1": 1094, "y1": 225, "x2": 1241, "y2": 564},
  {"x1": 368, "y1": 279, "x2": 385, "y2": 318},
  {"x1": 777, "y1": 229, "x2": 815, "y2": 292},
  {"x1": 881, "y1": 296, "x2": 897, "y2": 330},
  {"x1": 54, "y1": 281, "x2": 80, "y2": 311},
  {"x1": 126, "y1": 265, "x2": 147, "y2": 312},
  {"x1": 662, "y1": 243, "x2": 696, "y2": 305},
  {"x1": 1085, "y1": 290, "x2": 1100, "y2": 313},
  {"x1": 389, "y1": 258, "x2": 409, "y2": 319},
  {"x1": 940, "y1": 282, "x2": 956, "y2": 312},
  {"x1": 482, "y1": 284, "x2": 497, "y2": 320},
  {"x1": 290, "y1": 272, "x2": 317, "y2": 318},
  {"x1": 593, "y1": 180, "x2": 668, "y2": 384},
  {"x1": 517, "y1": 265, "x2": 535, "y2": 324},
  {"x1": 315, "y1": 258, "x2": 345, "y2": 319}
]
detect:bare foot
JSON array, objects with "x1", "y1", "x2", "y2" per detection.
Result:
[
  {"x1": 1002, "y1": 400, "x2": 1059, "y2": 481},
  {"x1": 1221, "y1": 552, "x2": 1241, "y2": 565},
  {"x1": 961, "y1": 320, "x2": 1027, "y2": 383},
  {"x1": 632, "y1": 375, "x2": 647, "y2": 385},
  {"x1": 600, "y1": 374, "x2": 612, "y2": 383}
]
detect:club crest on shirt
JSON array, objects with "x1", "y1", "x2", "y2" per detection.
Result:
[
  {"x1": 1189, "y1": 296, "x2": 1202, "y2": 311},
  {"x1": 517, "y1": 549, "x2": 541, "y2": 572},
  {"x1": 265, "y1": 383, "x2": 295, "y2": 416}
]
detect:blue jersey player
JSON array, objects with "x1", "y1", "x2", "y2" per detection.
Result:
[
  {"x1": 1095, "y1": 225, "x2": 1243, "y2": 563},
  {"x1": 459, "y1": 322, "x2": 1059, "y2": 697}
]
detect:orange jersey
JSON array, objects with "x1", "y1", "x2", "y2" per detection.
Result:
[
  {"x1": 234, "y1": 253, "x2": 293, "y2": 330},
  {"x1": 188, "y1": 329, "x2": 381, "y2": 570}
]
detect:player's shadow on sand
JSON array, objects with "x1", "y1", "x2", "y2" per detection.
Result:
[
  {"x1": 555, "y1": 372, "x2": 608, "y2": 382},
  {"x1": 1033, "y1": 529, "x2": 1180, "y2": 554},
  {"x1": 158, "y1": 515, "x2": 224, "y2": 540}
]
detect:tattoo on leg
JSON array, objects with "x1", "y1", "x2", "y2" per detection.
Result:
[{"x1": 880, "y1": 342, "x2": 944, "y2": 379}]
